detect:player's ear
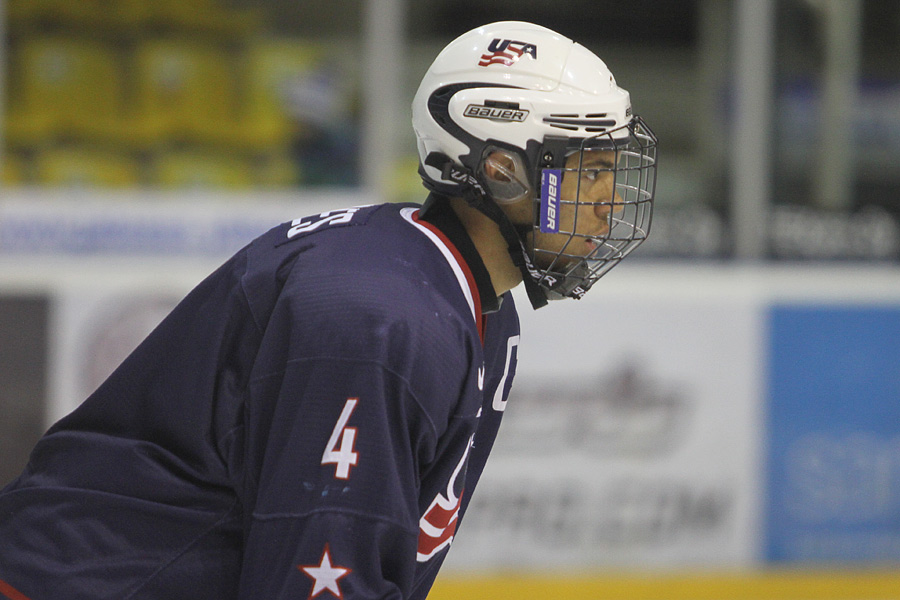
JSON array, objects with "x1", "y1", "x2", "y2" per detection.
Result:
[
  {"x1": 483, "y1": 150, "x2": 516, "y2": 183},
  {"x1": 480, "y1": 148, "x2": 531, "y2": 204}
]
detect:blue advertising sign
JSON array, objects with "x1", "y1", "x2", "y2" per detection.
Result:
[{"x1": 765, "y1": 305, "x2": 900, "y2": 562}]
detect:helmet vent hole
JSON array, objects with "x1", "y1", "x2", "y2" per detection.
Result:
[{"x1": 543, "y1": 114, "x2": 618, "y2": 131}]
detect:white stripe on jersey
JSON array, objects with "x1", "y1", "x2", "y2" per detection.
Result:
[{"x1": 400, "y1": 207, "x2": 477, "y2": 324}]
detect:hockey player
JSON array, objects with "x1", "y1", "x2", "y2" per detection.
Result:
[{"x1": 0, "y1": 21, "x2": 656, "y2": 600}]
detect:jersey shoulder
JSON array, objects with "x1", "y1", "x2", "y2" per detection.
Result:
[{"x1": 242, "y1": 202, "x2": 482, "y2": 396}]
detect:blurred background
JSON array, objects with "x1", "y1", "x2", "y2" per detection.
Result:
[{"x1": 1, "y1": 1, "x2": 899, "y2": 598}]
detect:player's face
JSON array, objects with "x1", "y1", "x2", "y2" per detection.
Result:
[{"x1": 528, "y1": 149, "x2": 623, "y2": 270}]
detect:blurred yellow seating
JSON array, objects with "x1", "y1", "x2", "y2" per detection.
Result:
[
  {"x1": 117, "y1": 0, "x2": 261, "y2": 35},
  {"x1": 152, "y1": 150, "x2": 254, "y2": 189},
  {"x1": 34, "y1": 147, "x2": 141, "y2": 188},
  {"x1": 8, "y1": 0, "x2": 258, "y2": 33},
  {"x1": 236, "y1": 40, "x2": 329, "y2": 151},
  {"x1": 1, "y1": 152, "x2": 28, "y2": 186},
  {"x1": 7, "y1": 0, "x2": 110, "y2": 28},
  {"x1": 6, "y1": 37, "x2": 124, "y2": 145},
  {"x1": 388, "y1": 154, "x2": 428, "y2": 203},
  {"x1": 6, "y1": 0, "x2": 38, "y2": 23},
  {"x1": 255, "y1": 153, "x2": 302, "y2": 188},
  {"x1": 131, "y1": 40, "x2": 239, "y2": 147}
]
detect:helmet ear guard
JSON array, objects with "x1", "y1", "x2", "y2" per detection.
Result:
[{"x1": 479, "y1": 146, "x2": 532, "y2": 205}]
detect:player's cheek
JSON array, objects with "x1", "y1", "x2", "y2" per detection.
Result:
[{"x1": 559, "y1": 203, "x2": 579, "y2": 232}]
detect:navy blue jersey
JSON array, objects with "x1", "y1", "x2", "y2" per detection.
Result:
[{"x1": 0, "y1": 201, "x2": 520, "y2": 599}]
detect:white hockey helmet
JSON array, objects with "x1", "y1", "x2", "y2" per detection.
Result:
[{"x1": 412, "y1": 21, "x2": 657, "y2": 309}]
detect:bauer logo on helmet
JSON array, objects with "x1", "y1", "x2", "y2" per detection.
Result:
[{"x1": 463, "y1": 103, "x2": 529, "y2": 123}]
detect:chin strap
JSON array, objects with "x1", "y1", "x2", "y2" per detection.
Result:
[{"x1": 425, "y1": 152, "x2": 549, "y2": 310}]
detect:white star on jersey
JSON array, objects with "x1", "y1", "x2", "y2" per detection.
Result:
[{"x1": 298, "y1": 545, "x2": 351, "y2": 599}]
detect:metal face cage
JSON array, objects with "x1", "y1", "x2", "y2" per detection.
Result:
[{"x1": 531, "y1": 117, "x2": 658, "y2": 300}]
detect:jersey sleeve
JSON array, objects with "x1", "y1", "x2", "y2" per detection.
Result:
[{"x1": 235, "y1": 265, "x2": 482, "y2": 599}]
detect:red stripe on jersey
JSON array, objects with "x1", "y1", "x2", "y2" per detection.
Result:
[
  {"x1": 411, "y1": 210, "x2": 485, "y2": 343},
  {"x1": 417, "y1": 517, "x2": 457, "y2": 557},
  {"x1": 0, "y1": 580, "x2": 32, "y2": 600},
  {"x1": 417, "y1": 491, "x2": 464, "y2": 557},
  {"x1": 422, "y1": 493, "x2": 462, "y2": 529}
]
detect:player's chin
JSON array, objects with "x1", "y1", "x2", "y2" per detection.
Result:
[{"x1": 534, "y1": 248, "x2": 582, "y2": 272}]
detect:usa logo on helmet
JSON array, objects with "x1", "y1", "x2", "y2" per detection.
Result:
[{"x1": 478, "y1": 39, "x2": 538, "y2": 67}]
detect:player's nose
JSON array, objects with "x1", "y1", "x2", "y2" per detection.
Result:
[{"x1": 592, "y1": 188, "x2": 624, "y2": 221}]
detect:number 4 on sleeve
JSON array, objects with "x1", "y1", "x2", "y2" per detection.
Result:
[{"x1": 321, "y1": 398, "x2": 359, "y2": 479}]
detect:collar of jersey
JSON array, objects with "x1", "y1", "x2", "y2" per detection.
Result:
[
  {"x1": 416, "y1": 194, "x2": 500, "y2": 316},
  {"x1": 400, "y1": 198, "x2": 499, "y2": 343}
]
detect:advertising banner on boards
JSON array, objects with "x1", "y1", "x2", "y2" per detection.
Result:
[
  {"x1": 765, "y1": 305, "x2": 900, "y2": 562},
  {"x1": 444, "y1": 275, "x2": 766, "y2": 570}
]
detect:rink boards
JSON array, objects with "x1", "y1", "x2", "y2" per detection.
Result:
[{"x1": 0, "y1": 194, "x2": 898, "y2": 586}]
